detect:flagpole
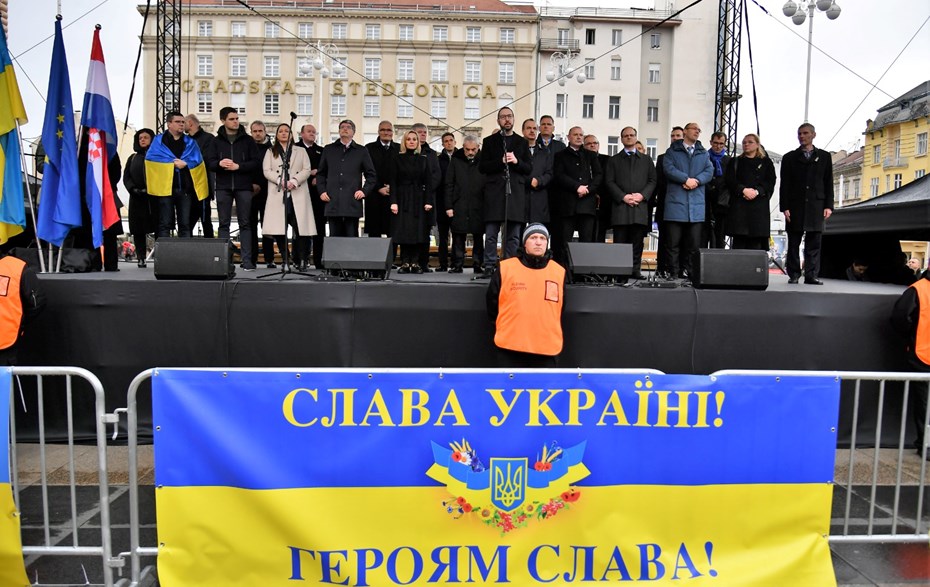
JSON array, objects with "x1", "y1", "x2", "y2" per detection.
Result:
[{"x1": 15, "y1": 122, "x2": 45, "y2": 273}]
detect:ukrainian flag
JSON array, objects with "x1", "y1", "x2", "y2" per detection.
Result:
[
  {"x1": 144, "y1": 133, "x2": 209, "y2": 201},
  {"x1": 0, "y1": 368, "x2": 28, "y2": 587},
  {"x1": 153, "y1": 370, "x2": 839, "y2": 586},
  {"x1": 0, "y1": 27, "x2": 27, "y2": 244}
]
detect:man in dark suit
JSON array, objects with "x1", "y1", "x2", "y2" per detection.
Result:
[
  {"x1": 584, "y1": 134, "x2": 612, "y2": 242},
  {"x1": 604, "y1": 126, "x2": 657, "y2": 279},
  {"x1": 779, "y1": 123, "x2": 834, "y2": 285},
  {"x1": 317, "y1": 119, "x2": 377, "y2": 237},
  {"x1": 522, "y1": 118, "x2": 553, "y2": 226},
  {"x1": 704, "y1": 131, "x2": 730, "y2": 249},
  {"x1": 479, "y1": 107, "x2": 532, "y2": 273},
  {"x1": 364, "y1": 121, "x2": 399, "y2": 239},
  {"x1": 413, "y1": 123, "x2": 442, "y2": 271},
  {"x1": 298, "y1": 124, "x2": 325, "y2": 267},
  {"x1": 552, "y1": 126, "x2": 602, "y2": 265},
  {"x1": 436, "y1": 132, "x2": 457, "y2": 271}
]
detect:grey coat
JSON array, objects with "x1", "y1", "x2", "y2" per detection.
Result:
[{"x1": 604, "y1": 150, "x2": 657, "y2": 227}]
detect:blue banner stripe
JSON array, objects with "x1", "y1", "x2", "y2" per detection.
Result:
[
  {"x1": 0, "y1": 368, "x2": 10, "y2": 484},
  {"x1": 153, "y1": 370, "x2": 839, "y2": 490}
]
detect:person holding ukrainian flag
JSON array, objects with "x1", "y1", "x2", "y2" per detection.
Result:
[{"x1": 145, "y1": 110, "x2": 209, "y2": 238}]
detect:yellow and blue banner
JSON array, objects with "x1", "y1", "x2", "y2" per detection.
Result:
[
  {"x1": 0, "y1": 26, "x2": 27, "y2": 244},
  {"x1": 0, "y1": 368, "x2": 29, "y2": 587},
  {"x1": 153, "y1": 370, "x2": 840, "y2": 586},
  {"x1": 144, "y1": 133, "x2": 209, "y2": 201}
]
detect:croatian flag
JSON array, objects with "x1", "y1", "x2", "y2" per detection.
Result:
[{"x1": 80, "y1": 27, "x2": 119, "y2": 248}]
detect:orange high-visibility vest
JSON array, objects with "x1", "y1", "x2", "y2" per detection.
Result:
[
  {"x1": 494, "y1": 257, "x2": 565, "y2": 356},
  {"x1": 911, "y1": 278, "x2": 930, "y2": 365},
  {"x1": 0, "y1": 256, "x2": 25, "y2": 351}
]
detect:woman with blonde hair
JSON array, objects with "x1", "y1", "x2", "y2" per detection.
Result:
[
  {"x1": 725, "y1": 133, "x2": 776, "y2": 251},
  {"x1": 390, "y1": 130, "x2": 435, "y2": 273},
  {"x1": 263, "y1": 123, "x2": 316, "y2": 270}
]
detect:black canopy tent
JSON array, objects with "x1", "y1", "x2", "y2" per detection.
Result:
[{"x1": 822, "y1": 174, "x2": 930, "y2": 283}]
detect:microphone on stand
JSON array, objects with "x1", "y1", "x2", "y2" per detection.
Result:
[{"x1": 289, "y1": 111, "x2": 298, "y2": 120}]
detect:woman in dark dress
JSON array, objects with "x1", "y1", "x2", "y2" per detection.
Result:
[
  {"x1": 122, "y1": 128, "x2": 158, "y2": 267},
  {"x1": 725, "y1": 133, "x2": 776, "y2": 251},
  {"x1": 390, "y1": 130, "x2": 435, "y2": 274}
]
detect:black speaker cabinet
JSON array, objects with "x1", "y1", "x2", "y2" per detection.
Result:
[
  {"x1": 692, "y1": 249, "x2": 768, "y2": 290},
  {"x1": 322, "y1": 237, "x2": 393, "y2": 273},
  {"x1": 154, "y1": 238, "x2": 235, "y2": 280},
  {"x1": 567, "y1": 242, "x2": 633, "y2": 277}
]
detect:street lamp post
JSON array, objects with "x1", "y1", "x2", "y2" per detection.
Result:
[
  {"x1": 545, "y1": 50, "x2": 585, "y2": 140},
  {"x1": 782, "y1": 0, "x2": 842, "y2": 123},
  {"x1": 299, "y1": 41, "x2": 345, "y2": 139}
]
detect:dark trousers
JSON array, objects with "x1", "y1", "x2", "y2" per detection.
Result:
[
  {"x1": 399, "y1": 243, "x2": 420, "y2": 267},
  {"x1": 157, "y1": 189, "x2": 192, "y2": 238},
  {"x1": 328, "y1": 217, "x2": 359, "y2": 237},
  {"x1": 102, "y1": 224, "x2": 119, "y2": 271},
  {"x1": 786, "y1": 230, "x2": 822, "y2": 280},
  {"x1": 249, "y1": 194, "x2": 276, "y2": 265},
  {"x1": 436, "y1": 214, "x2": 451, "y2": 269},
  {"x1": 484, "y1": 221, "x2": 522, "y2": 267},
  {"x1": 132, "y1": 231, "x2": 148, "y2": 261},
  {"x1": 495, "y1": 347, "x2": 558, "y2": 369},
  {"x1": 656, "y1": 220, "x2": 669, "y2": 274},
  {"x1": 216, "y1": 188, "x2": 253, "y2": 266},
  {"x1": 907, "y1": 357, "x2": 930, "y2": 451},
  {"x1": 666, "y1": 221, "x2": 703, "y2": 277},
  {"x1": 451, "y1": 232, "x2": 484, "y2": 269},
  {"x1": 190, "y1": 197, "x2": 215, "y2": 238},
  {"x1": 732, "y1": 236, "x2": 768, "y2": 251},
  {"x1": 613, "y1": 224, "x2": 648, "y2": 275},
  {"x1": 559, "y1": 215, "x2": 596, "y2": 265}
]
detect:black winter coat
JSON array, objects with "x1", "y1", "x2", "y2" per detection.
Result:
[
  {"x1": 526, "y1": 146, "x2": 553, "y2": 224},
  {"x1": 365, "y1": 140, "x2": 399, "y2": 235},
  {"x1": 479, "y1": 132, "x2": 532, "y2": 223},
  {"x1": 604, "y1": 150, "x2": 657, "y2": 227},
  {"x1": 123, "y1": 134, "x2": 157, "y2": 236},
  {"x1": 211, "y1": 126, "x2": 261, "y2": 191},
  {"x1": 317, "y1": 140, "x2": 377, "y2": 218},
  {"x1": 389, "y1": 151, "x2": 435, "y2": 244},
  {"x1": 553, "y1": 147, "x2": 603, "y2": 217},
  {"x1": 445, "y1": 149, "x2": 485, "y2": 235},
  {"x1": 725, "y1": 155, "x2": 776, "y2": 238},
  {"x1": 779, "y1": 146, "x2": 834, "y2": 232}
]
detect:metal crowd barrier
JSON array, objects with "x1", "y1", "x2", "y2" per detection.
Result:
[
  {"x1": 712, "y1": 370, "x2": 930, "y2": 545},
  {"x1": 9, "y1": 366, "x2": 120, "y2": 587}
]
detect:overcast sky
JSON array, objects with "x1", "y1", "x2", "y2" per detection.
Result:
[{"x1": 9, "y1": 0, "x2": 930, "y2": 155}]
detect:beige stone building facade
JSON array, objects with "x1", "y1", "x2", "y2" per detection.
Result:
[{"x1": 141, "y1": 0, "x2": 538, "y2": 145}]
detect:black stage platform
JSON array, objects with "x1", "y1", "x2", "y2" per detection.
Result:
[{"x1": 14, "y1": 262, "x2": 915, "y2": 443}]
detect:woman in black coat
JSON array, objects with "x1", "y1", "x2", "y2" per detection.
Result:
[
  {"x1": 390, "y1": 131, "x2": 435, "y2": 273},
  {"x1": 725, "y1": 133, "x2": 776, "y2": 251},
  {"x1": 122, "y1": 128, "x2": 158, "y2": 267}
]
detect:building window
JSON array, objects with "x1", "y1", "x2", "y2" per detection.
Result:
[
  {"x1": 264, "y1": 22, "x2": 280, "y2": 38},
  {"x1": 432, "y1": 60, "x2": 448, "y2": 82},
  {"x1": 650, "y1": 33, "x2": 661, "y2": 49},
  {"x1": 498, "y1": 96, "x2": 513, "y2": 110},
  {"x1": 365, "y1": 24, "x2": 381, "y2": 40},
  {"x1": 917, "y1": 132, "x2": 928, "y2": 156},
  {"x1": 298, "y1": 22, "x2": 313, "y2": 39},
  {"x1": 917, "y1": 169, "x2": 927, "y2": 179},
  {"x1": 894, "y1": 173, "x2": 903, "y2": 190},
  {"x1": 397, "y1": 59, "x2": 414, "y2": 81},
  {"x1": 433, "y1": 26, "x2": 448, "y2": 42},
  {"x1": 852, "y1": 178, "x2": 860, "y2": 198},
  {"x1": 364, "y1": 58, "x2": 381, "y2": 80},
  {"x1": 331, "y1": 95, "x2": 346, "y2": 117},
  {"x1": 649, "y1": 63, "x2": 661, "y2": 84},
  {"x1": 332, "y1": 57, "x2": 347, "y2": 80},
  {"x1": 870, "y1": 177, "x2": 879, "y2": 197},
  {"x1": 297, "y1": 57, "x2": 313, "y2": 78},
  {"x1": 607, "y1": 136, "x2": 619, "y2": 156},
  {"x1": 231, "y1": 21, "x2": 246, "y2": 38},
  {"x1": 893, "y1": 139, "x2": 901, "y2": 161},
  {"x1": 230, "y1": 56, "x2": 246, "y2": 78},
  {"x1": 431, "y1": 98, "x2": 447, "y2": 119},
  {"x1": 885, "y1": 175, "x2": 890, "y2": 192},
  {"x1": 647, "y1": 99, "x2": 659, "y2": 122},
  {"x1": 332, "y1": 23, "x2": 347, "y2": 39},
  {"x1": 498, "y1": 62, "x2": 515, "y2": 84},
  {"x1": 230, "y1": 93, "x2": 245, "y2": 115},
  {"x1": 585, "y1": 28, "x2": 596, "y2": 45},
  {"x1": 610, "y1": 58, "x2": 621, "y2": 80},
  {"x1": 297, "y1": 95, "x2": 313, "y2": 116},
  {"x1": 557, "y1": 28, "x2": 570, "y2": 46},
  {"x1": 464, "y1": 98, "x2": 480, "y2": 120},
  {"x1": 584, "y1": 59, "x2": 595, "y2": 80},
  {"x1": 264, "y1": 56, "x2": 280, "y2": 78},
  {"x1": 872, "y1": 144, "x2": 881, "y2": 164},
  {"x1": 364, "y1": 96, "x2": 380, "y2": 118},
  {"x1": 197, "y1": 92, "x2": 212, "y2": 114},
  {"x1": 582, "y1": 95, "x2": 594, "y2": 119},
  {"x1": 612, "y1": 29, "x2": 622, "y2": 46},
  {"x1": 555, "y1": 94, "x2": 566, "y2": 118},
  {"x1": 465, "y1": 61, "x2": 481, "y2": 83},
  {"x1": 399, "y1": 24, "x2": 414, "y2": 41},
  {"x1": 646, "y1": 138, "x2": 658, "y2": 161},
  {"x1": 397, "y1": 99, "x2": 413, "y2": 119},
  {"x1": 500, "y1": 28, "x2": 514, "y2": 44},
  {"x1": 198, "y1": 21, "x2": 212, "y2": 37},
  {"x1": 466, "y1": 27, "x2": 481, "y2": 43},
  {"x1": 264, "y1": 94, "x2": 279, "y2": 116},
  {"x1": 608, "y1": 96, "x2": 620, "y2": 119},
  {"x1": 197, "y1": 55, "x2": 213, "y2": 77}
]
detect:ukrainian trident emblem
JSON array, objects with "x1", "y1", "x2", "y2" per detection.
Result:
[{"x1": 490, "y1": 458, "x2": 527, "y2": 512}]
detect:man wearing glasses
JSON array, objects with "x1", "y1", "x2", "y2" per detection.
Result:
[{"x1": 705, "y1": 132, "x2": 730, "y2": 248}]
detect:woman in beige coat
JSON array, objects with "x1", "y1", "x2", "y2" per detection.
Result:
[{"x1": 263, "y1": 123, "x2": 316, "y2": 270}]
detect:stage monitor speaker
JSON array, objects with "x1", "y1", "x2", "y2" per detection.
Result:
[
  {"x1": 323, "y1": 237, "x2": 393, "y2": 273},
  {"x1": 692, "y1": 249, "x2": 768, "y2": 291},
  {"x1": 567, "y1": 242, "x2": 633, "y2": 277},
  {"x1": 154, "y1": 238, "x2": 235, "y2": 280}
]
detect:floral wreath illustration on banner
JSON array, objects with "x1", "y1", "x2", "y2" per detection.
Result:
[{"x1": 426, "y1": 438, "x2": 589, "y2": 535}]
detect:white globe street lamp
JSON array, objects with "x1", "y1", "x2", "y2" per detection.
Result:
[{"x1": 783, "y1": 0, "x2": 843, "y2": 122}]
